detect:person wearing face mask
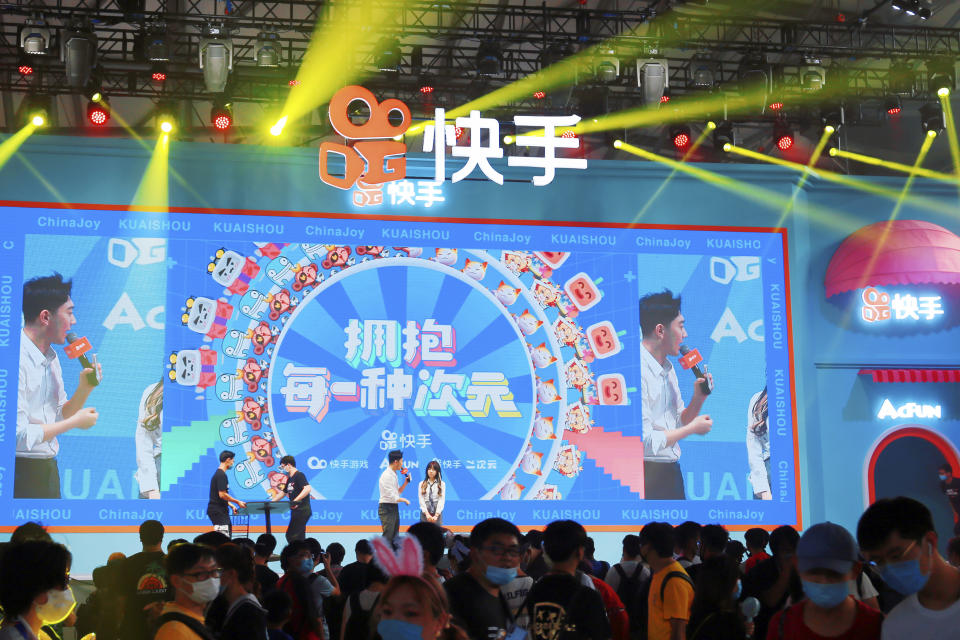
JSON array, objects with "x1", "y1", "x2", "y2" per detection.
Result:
[
  {"x1": 767, "y1": 522, "x2": 882, "y2": 640},
  {"x1": 275, "y1": 541, "x2": 324, "y2": 640},
  {"x1": 688, "y1": 555, "x2": 750, "y2": 640},
  {"x1": 154, "y1": 543, "x2": 220, "y2": 640},
  {"x1": 858, "y1": 497, "x2": 960, "y2": 639},
  {"x1": 375, "y1": 574, "x2": 469, "y2": 640},
  {"x1": 519, "y1": 520, "x2": 612, "y2": 640},
  {"x1": 937, "y1": 464, "x2": 960, "y2": 536},
  {"x1": 0, "y1": 540, "x2": 75, "y2": 640},
  {"x1": 443, "y1": 518, "x2": 522, "y2": 640},
  {"x1": 204, "y1": 543, "x2": 268, "y2": 640},
  {"x1": 271, "y1": 456, "x2": 312, "y2": 543}
]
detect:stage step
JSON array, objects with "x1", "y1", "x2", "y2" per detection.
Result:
[{"x1": 564, "y1": 426, "x2": 645, "y2": 496}]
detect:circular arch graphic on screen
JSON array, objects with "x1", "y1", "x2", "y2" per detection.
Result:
[{"x1": 267, "y1": 257, "x2": 538, "y2": 501}]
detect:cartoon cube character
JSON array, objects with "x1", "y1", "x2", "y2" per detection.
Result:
[
  {"x1": 249, "y1": 433, "x2": 276, "y2": 467},
  {"x1": 208, "y1": 249, "x2": 260, "y2": 295},
  {"x1": 291, "y1": 263, "x2": 322, "y2": 292},
  {"x1": 241, "y1": 358, "x2": 268, "y2": 393},
  {"x1": 268, "y1": 289, "x2": 297, "y2": 321},
  {"x1": 182, "y1": 296, "x2": 234, "y2": 341},
  {"x1": 168, "y1": 348, "x2": 218, "y2": 390},
  {"x1": 240, "y1": 396, "x2": 268, "y2": 431}
]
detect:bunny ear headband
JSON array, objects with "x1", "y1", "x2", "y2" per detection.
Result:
[{"x1": 371, "y1": 535, "x2": 425, "y2": 578}]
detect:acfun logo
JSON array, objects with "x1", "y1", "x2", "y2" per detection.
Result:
[
  {"x1": 319, "y1": 86, "x2": 412, "y2": 190},
  {"x1": 877, "y1": 399, "x2": 942, "y2": 420}
]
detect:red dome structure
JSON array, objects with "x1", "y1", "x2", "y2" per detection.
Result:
[{"x1": 824, "y1": 220, "x2": 960, "y2": 297}]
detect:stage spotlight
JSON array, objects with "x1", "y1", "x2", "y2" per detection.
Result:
[
  {"x1": 18, "y1": 57, "x2": 34, "y2": 77},
  {"x1": 904, "y1": 0, "x2": 919, "y2": 16},
  {"x1": 199, "y1": 25, "x2": 233, "y2": 93},
  {"x1": 768, "y1": 99, "x2": 784, "y2": 112},
  {"x1": 145, "y1": 28, "x2": 170, "y2": 62},
  {"x1": 540, "y1": 42, "x2": 573, "y2": 70},
  {"x1": 773, "y1": 120, "x2": 794, "y2": 151},
  {"x1": 211, "y1": 100, "x2": 232, "y2": 131},
  {"x1": 918, "y1": 5, "x2": 931, "y2": 19},
  {"x1": 376, "y1": 37, "x2": 401, "y2": 72},
  {"x1": 670, "y1": 124, "x2": 692, "y2": 150},
  {"x1": 800, "y1": 56, "x2": 826, "y2": 92},
  {"x1": 255, "y1": 30, "x2": 280, "y2": 68},
  {"x1": 87, "y1": 99, "x2": 109, "y2": 126},
  {"x1": 595, "y1": 47, "x2": 619, "y2": 83},
  {"x1": 63, "y1": 21, "x2": 97, "y2": 89},
  {"x1": 20, "y1": 20, "x2": 51, "y2": 55},
  {"x1": 637, "y1": 58, "x2": 669, "y2": 106},
  {"x1": 155, "y1": 103, "x2": 178, "y2": 136},
  {"x1": 713, "y1": 121, "x2": 735, "y2": 149},
  {"x1": 890, "y1": 0, "x2": 905, "y2": 10},
  {"x1": 885, "y1": 95, "x2": 902, "y2": 116},
  {"x1": 927, "y1": 58, "x2": 956, "y2": 96},
  {"x1": 738, "y1": 54, "x2": 774, "y2": 94},
  {"x1": 476, "y1": 41, "x2": 502, "y2": 77},
  {"x1": 421, "y1": 84, "x2": 435, "y2": 95},
  {"x1": 151, "y1": 63, "x2": 167, "y2": 83},
  {"x1": 919, "y1": 101, "x2": 944, "y2": 135},
  {"x1": 689, "y1": 56, "x2": 720, "y2": 90},
  {"x1": 19, "y1": 94, "x2": 51, "y2": 128},
  {"x1": 820, "y1": 102, "x2": 844, "y2": 131}
]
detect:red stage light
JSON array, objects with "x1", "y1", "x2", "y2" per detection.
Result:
[
  {"x1": 152, "y1": 71, "x2": 166, "y2": 82},
  {"x1": 288, "y1": 79, "x2": 301, "y2": 87},
  {"x1": 88, "y1": 104, "x2": 109, "y2": 126},
  {"x1": 672, "y1": 132, "x2": 690, "y2": 149},
  {"x1": 561, "y1": 130, "x2": 577, "y2": 139},
  {"x1": 769, "y1": 101, "x2": 784, "y2": 111},
  {"x1": 214, "y1": 114, "x2": 232, "y2": 130},
  {"x1": 18, "y1": 64, "x2": 33, "y2": 76},
  {"x1": 533, "y1": 90, "x2": 545, "y2": 100},
  {"x1": 455, "y1": 126, "x2": 464, "y2": 140},
  {"x1": 776, "y1": 134, "x2": 794, "y2": 151},
  {"x1": 887, "y1": 107, "x2": 902, "y2": 115},
  {"x1": 420, "y1": 85, "x2": 434, "y2": 94},
  {"x1": 660, "y1": 95, "x2": 670, "y2": 103}
]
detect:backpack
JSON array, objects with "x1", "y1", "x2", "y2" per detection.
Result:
[
  {"x1": 343, "y1": 591, "x2": 380, "y2": 640},
  {"x1": 154, "y1": 611, "x2": 217, "y2": 640},
  {"x1": 613, "y1": 564, "x2": 650, "y2": 636},
  {"x1": 631, "y1": 570, "x2": 695, "y2": 640}
]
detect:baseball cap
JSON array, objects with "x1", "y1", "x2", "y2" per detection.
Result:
[{"x1": 797, "y1": 522, "x2": 858, "y2": 575}]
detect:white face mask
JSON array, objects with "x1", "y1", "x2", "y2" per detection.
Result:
[
  {"x1": 36, "y1": 587, "x2": 76, "y2": 624},
  {"x1": 183, "y1": 577, "x2": 220, "y2": 604}
]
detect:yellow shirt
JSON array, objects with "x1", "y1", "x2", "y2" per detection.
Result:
[
  {"x1": 647, "y1": 561, "x2": 694, "y2": 640},
  {"x1": 154, "y1": 602, "x2": 207, "y2": 640}
]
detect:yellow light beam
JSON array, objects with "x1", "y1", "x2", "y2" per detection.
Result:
[
  {"x1": 634, "y1": 123, "x2": 714, "y2": 220},
  {"x1": 15, "y1": 152, "x2": 69, "y2": 205},
  {"x1": 0, "y1": 123, "x2": 38, "y2": 171},
  {"x1": 131, "y1": 134, "x2": 170, "y2": 212},
  {"x1": 613, "y1": 140, "x2": 860, "y2": 233},
  {"x1": 939, "y1": 89, "x2": 960, "y2": 197},
  {"x1": 829, "y1": 147, "x2": 960, "y2": 183},
  {"x1": 725, "y1": 143, "x2": 957, "y2": 217},
  {"x1": 779, "y1": 126, "x2": 834, "y2": 222}
]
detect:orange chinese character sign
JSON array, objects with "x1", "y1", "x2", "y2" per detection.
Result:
[
  {"x1": 861, "y1": 287, "x2": 891, "y2": 323},
  {"x1": 319, "y1": 86, "x2": 412, "y2": 190}
]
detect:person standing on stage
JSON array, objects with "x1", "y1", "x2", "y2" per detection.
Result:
[
  {"x1": 273, "y1": 455, "x2": 313, "y2": 543},
  {"x1": 419, "y1": 460, "x2": 447, "y2": 526},
  {"x1": 379, "y1": 450, "x2": 411, "y2": 541},
  {"x1": 16, "y1": 273, "x2": 101, "y2": 499},
  {"x1": 209, "y1": 451, "x2": 246, "y2": 536},
  {"x1": 939, "y1": 463, "x2": 960, "y2": 535},
  {"x1": 638, "y1": 289, "x2": 713, "y2": 500}
]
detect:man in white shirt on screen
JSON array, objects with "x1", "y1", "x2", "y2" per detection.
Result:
[
  {"x1": 378, "y1": 449, "x2": 411, "y2": 540},
  {"x1": 16, "y1": 273, "x2": 100, "y2": 498},
  {"x1": 638, "y1": 289, "x2": 712, "y2": 500}
]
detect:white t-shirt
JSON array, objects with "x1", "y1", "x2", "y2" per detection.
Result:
[
  {"x1": 881, "y1": 592, "x2": 960, "y2": 639},
  {"x1": 849, "y1": 573, "x2": 879, "y2": 601},
  {"x1": 502, "y1": 575, "x2": 534, "y2": 614}
]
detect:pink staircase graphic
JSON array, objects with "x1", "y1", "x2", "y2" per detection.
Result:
[{"x1": 565, "y1": 426, "x2": 645, "y2": 496}]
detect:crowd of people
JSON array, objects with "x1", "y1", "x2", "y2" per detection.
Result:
[{"x1": 1, "y1": 496, "x2": 960, "y2": 640}]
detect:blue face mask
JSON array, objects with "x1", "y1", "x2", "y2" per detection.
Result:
[
  {"x1": 939, "y1": 474, "x2": 948, "y2": 482},
  {"x1": 485, "y1": 565, "x2": 518, "y2": 586},
  {"x1": 801, "y1": 580, "x2": 849, "y2": 608},
  {"x1": 881, "y1": 547, "x2": 932, "y2": 595},
  {"x1": 377, "y1": 619, "x2": 424, "y2": 640},
  {"x1": 299, "y1": 557, "x2": 314, "y2": 574}
]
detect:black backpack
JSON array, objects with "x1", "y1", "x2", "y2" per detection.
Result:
[
  {"x1": 630, "y1": 570, "x2": 694, "y2": 639},
  {"x1": 613, "y1": 564, "x2": 650, "y2": 636},
  {"x1": 343, "y1": 591, "x2": 381, "y2": 640}
]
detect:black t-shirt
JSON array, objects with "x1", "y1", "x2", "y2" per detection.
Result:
[
  {"x1": 338, "y1": 561, "x2": 370, "y2": 596},
  {"x1": 526, "y1": 554, "x2": 549, "y2": 581},
  {"x1": 119, "y1": 550, "x2": 169, "y2": 640},
  {"x1": 207, "y1": 597, "x2": 269, "y2": 640},
  {"x1": 444, "y1": 573, "x2": 513, "y2": 640},
  {"x1": 522, "y1": 573, "x2": 611, "y2": 640},
  {"x1": 286, "y1": 470, "x2": 311, "y2": 510},
  {"x1": 687, "y1": 609, "x2": 745, "y2": 640},
  {"x1": 255, "y1": 563, "x2": 280, "y2": 593},
  {"x1": 742, "y1": 556, "x2": 803, "y2": 640},
  {"x1": 209, "y1": 468, "x2": 229, "y2": 510},
  {"x1": 941, "y1": 477, "x2": 960, "y2": 511}
]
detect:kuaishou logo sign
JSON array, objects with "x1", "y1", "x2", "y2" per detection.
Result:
[
  {"x1": 877, "y1": 398, "x2": 942, "y2": 420},
  {"x1": 318, "y1": 85, "x2": 589, "y2": 201}
]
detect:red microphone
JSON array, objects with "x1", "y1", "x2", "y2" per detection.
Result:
[
  {"x1": 679, "y1": 344, "x2": 713, "y2": 395},
  {"x1": 65, "y1": 331, "x2": 101, "y2": 387}
]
